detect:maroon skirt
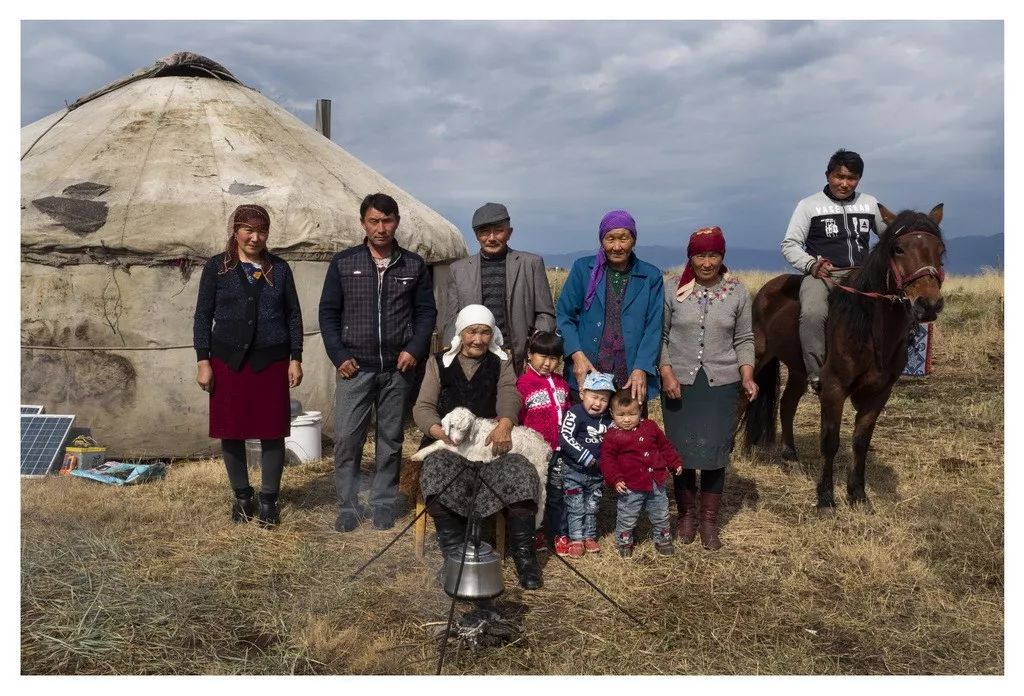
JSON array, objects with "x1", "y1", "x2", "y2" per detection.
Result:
[{"x1": 209, "y1": 356, "x2": 290, "y2": 440}]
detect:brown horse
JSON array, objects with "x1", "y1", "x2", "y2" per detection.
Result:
[{"x1": 744, "y1": 204, "x2": 946, "y2": 512}]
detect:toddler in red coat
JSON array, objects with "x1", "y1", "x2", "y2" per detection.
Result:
[
  {"x1": 600, "y1": 389, "x2": 682, "y2": 557},
  {"x1": 516, "y1": 330, "x2": 572, "y2": 554}
]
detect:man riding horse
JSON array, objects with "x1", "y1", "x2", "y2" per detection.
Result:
[{"x1": 780, "y1": 149, "x2": 888, "y2": 394}]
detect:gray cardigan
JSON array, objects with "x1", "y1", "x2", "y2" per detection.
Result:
[{"x1": 659, "y1": 276, "x2": 755, "y2": 386}]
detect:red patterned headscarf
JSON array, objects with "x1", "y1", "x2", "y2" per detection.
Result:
[
  {"x1": 219, "y1": 204, "x2": 275, "y2": 286},
  {"x1": 675, "y1": 226, "x2": 729, "y2": 301}
]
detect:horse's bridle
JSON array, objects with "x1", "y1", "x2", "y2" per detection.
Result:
[
  {"x1": 825, "y1": 225, "x2": 944, "y2": 302},
  {"x1": 887, "y1": 226, "x2": 946, "y2": 291}
]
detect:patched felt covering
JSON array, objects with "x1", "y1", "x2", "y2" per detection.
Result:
[
  {"x1": 31, "y1": 196, "x2": 108, "y2": 236},
  {"x1": 903, "y1": 322, "x2": 933, "y2": 376},
  {"x1": 20, "y1": 54, "x2": 468, "y2": 457},
  {"x1": 21, "y1": 54, "x2": 468, "y2": 266}
]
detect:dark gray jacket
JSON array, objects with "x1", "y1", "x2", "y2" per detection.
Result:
[
  {"x1": 193, "y1": 253, "x2": 303, "y2": 372},
  {"x1": 318, "y1": 241, "x2": 437, "y2": 372}
]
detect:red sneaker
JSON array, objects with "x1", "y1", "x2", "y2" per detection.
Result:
[
  {"x1": 534, "y1": 531, "x2": 547, "y2": 553},
  {"x1": 567, "y1": 541, "x2": 585, "y2": 559},
  {"x1": 553, "y1": 535, "x2": 571, "y2": 556},
  {"x1": 583, "y1": 538, "x2": 601, "y2": 553}
]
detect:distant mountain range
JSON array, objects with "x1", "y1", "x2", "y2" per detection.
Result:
[{"x1": 541, "y1": 234, "x2": 1003, "y2": 276}]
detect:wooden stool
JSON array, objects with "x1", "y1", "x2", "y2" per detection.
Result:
[{"x1": 414, "y1": 492, "x2": 506, "y2": 560}]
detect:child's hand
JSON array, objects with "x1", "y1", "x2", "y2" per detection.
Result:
[
  {"x1": 674, "y1": 466, "x2": 682, "y2": 475},
  {"x1": 615, "y1": 481, "x2": 628, "y2": 494}
]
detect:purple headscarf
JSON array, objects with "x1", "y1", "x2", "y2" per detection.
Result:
[{"x1": 584, "y1": 209, "x2": 637, "y2": 310}]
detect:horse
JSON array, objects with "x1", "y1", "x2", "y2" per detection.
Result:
[{"x1": 744, "y1": 203, "x2": 946, "y2": 513}]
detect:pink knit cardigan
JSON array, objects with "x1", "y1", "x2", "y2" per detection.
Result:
[{"x1": 516, "y1": 367, "x2": 571, "y2": 450}]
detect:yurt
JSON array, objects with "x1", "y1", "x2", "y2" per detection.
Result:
[{"x1": 21, "y1": 52, "x2": 469, "y2": 458}]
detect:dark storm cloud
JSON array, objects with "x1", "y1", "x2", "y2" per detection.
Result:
[{"x1": 21, "y1": 19, "x2": 1003, "y2": 254}]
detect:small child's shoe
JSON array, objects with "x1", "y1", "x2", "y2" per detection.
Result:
[
  {"x1": 553, "y1": 535, "x2": 572, "y2": 557},
  {"x1": 583, "y1": 538, "x2": 601, "y2": 553},
  {"x1": 567, "y1": 541, "x2": 585, "y2": 558},
  {"x1": 534, "y1": 531, "x2": 547, "y2": 552},
  {"x1": 616, "y1": 544, "x2": 634, "y2": 558},
  {"x1": 655, "y1": 542, "x2": 675, "y2": 556}
]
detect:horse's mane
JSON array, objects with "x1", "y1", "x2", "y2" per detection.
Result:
[{"x1": 828, "y1": 209, "x2": 944, "y2": 341}]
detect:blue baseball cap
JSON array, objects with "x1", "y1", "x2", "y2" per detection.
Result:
[{"x1": 582, "y1": 371, "x2": 616, "y2": 392}]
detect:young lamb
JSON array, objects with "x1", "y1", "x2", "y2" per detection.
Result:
[{"x1": 412, "y1": 407, "x2": 551, "y2": 526}]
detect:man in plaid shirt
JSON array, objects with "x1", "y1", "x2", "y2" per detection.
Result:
[{"x1": 319, "y1": 193, "x2": 437, "y2": 532}]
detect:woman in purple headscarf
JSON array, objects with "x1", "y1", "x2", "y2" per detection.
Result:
[{"x1": 556, "y1": 210, "x2": 664, "y2": 403}]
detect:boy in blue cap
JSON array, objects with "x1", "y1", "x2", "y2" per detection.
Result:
[{"x1": 558, "y1": 372, "x2": 616, "y2": 558}]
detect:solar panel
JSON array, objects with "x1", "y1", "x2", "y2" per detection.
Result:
[
  {"x1": 20, "y1": 405, "x2": 44, "y2": 415},
  {"x1": 21, "y1": 414, "x2": 75, "y2": 477}
]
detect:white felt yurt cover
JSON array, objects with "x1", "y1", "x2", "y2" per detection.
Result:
[{"x1": 22, "y1": 53, "x2": 468, "y2": 457}]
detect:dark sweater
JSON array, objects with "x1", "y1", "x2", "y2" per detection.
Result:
[
  {"x1": 479, "y1": 249, "x2": 509, "y2": 343},
  {"x1": 192, "y1": 253, "x2": 303, "y2": 372},
  {"x1": 559, "y1": 403, "x2": 612, "y2": 471}
]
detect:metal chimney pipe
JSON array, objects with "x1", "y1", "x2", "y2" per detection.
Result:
[{"x1": 315, "y1": 99, "x2": 331, "y2": 139}]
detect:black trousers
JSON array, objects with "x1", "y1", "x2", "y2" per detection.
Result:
[{"x1": 222, "y1": 438, "x2": 285, "y2": 499}]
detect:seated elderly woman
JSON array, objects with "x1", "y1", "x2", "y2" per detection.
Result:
[{"x1": 413, "y1": 304, "x2": 543, "y2": 590}]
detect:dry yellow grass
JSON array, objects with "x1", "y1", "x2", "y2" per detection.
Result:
[{"x1": 21, "y1": 270, "x2": 1003, "y2": 675}]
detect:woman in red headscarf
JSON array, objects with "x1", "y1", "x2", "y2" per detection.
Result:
[
  {"x1": 193, "y1": 204, "x2": 304, "y2": 528},
  {"x1": 659, "y1": 227, "x2": 757, "y2": 550}
]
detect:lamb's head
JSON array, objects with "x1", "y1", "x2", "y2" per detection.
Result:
[{"x1": 441, "y1": 407, "x2": 476, "y2": 446}]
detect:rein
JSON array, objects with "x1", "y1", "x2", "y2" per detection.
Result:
[{"x1": 824, "y1": 226, "x2": 944, "y2": 303}]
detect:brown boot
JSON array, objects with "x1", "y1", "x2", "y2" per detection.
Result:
[
  {"x1": 699, "y1": 492, "x2": 723, "y2": 551},
  {"x1": 675, "y1": 487, "x2": 698, "y2": 544}
]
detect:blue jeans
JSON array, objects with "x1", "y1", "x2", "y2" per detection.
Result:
[
  {"x1": 614, "y1": 484, "x2": 671, "y2": 548},
  {"x1": 544, "y1": 452, "x2": 569, "y2": 538},
  {"x1": 564, "y1": 465, "x2": 604, "y2": 541}
]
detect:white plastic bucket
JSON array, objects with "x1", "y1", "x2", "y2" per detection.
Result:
[{"x1": 285, "y1": 411, "x2": 322, "y2": 463}]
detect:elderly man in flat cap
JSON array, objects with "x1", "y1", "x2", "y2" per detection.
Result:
[{"x1": 441, "y1": 202, "x2": 556, "y2": 373}]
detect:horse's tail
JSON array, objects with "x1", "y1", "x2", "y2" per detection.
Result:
[{"x1": 743, "y1": 358, "x2": 779, "y2": 450}]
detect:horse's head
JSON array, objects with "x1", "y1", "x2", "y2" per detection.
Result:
[{"x1": 877, "y1": 203, "x2": 946, "y2": 322}]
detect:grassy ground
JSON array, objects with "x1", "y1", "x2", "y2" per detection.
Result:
[{"x1": 21, "y1": 271, "x2": 1003, "y2": 675}]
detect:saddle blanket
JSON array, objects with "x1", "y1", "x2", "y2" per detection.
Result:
[{"x1": 903, "y1": 322, "x2": 933, "y2": 376}]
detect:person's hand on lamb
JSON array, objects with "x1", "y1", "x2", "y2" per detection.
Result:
[
  {"x1": 485, "y1": 417, "x2": 514, "y2": 457},
  {"x1": 428, "y1": 423, "x2": 456, "y2": 447}
]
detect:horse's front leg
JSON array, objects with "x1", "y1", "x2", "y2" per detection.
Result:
[
  {"x1": 848, "y1": 389, "x2": 890, "y2": 512},
  {"x1": 780, "y1": 369, "x2": 806, "y2": 463},
  {"x1": 817, "y1": 383, "x2": 846, "y2": 514}
]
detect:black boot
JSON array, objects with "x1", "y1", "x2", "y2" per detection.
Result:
[
  {"x1": 257, "y1": 492, "x2": 280, "y2": 528},
  {"x1": 431, "y1": 505, "x2": 468, "y2": 560},
  {"x1": 231, "y1": 486, "x2": 256, "y2": 523},
  {"x1": 507, "y1": 510, "x2": 543, "y2": 590},
  {"x1": 430, "y1": 504, "x2": 468, "y2": 586}
]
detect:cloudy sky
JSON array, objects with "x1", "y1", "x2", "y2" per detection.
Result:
[{"x1": 20, "y1": 19, "x2": 1004, "y2": 256}]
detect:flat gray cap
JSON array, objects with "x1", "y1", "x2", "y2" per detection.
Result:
[{"x1": 472, "y1": 202, "x2": 510, "y2": 230}]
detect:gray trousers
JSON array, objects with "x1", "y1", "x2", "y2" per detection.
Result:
[
  {"x1": 333, "y1": 369, "x2": 411, "y2": 515},
  {"x1": 798, "y1": 269, "x2": 850, "y2": 380}
]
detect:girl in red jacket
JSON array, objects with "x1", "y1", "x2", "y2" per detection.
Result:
[
  {"x1": 600, "y1": 389, "x2": 682, "y2": 557},
  {"x1": 517, "y1": 330, "x2": 572, "y2": 554}
]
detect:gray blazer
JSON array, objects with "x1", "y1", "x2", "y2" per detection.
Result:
[{"x1": 441, "y1": 248, "x2": 556, "y2": 368}]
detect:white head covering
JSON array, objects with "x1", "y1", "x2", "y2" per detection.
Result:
[{"x1": 442, "y1": 304, "x2": 508, "y2": 367}]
